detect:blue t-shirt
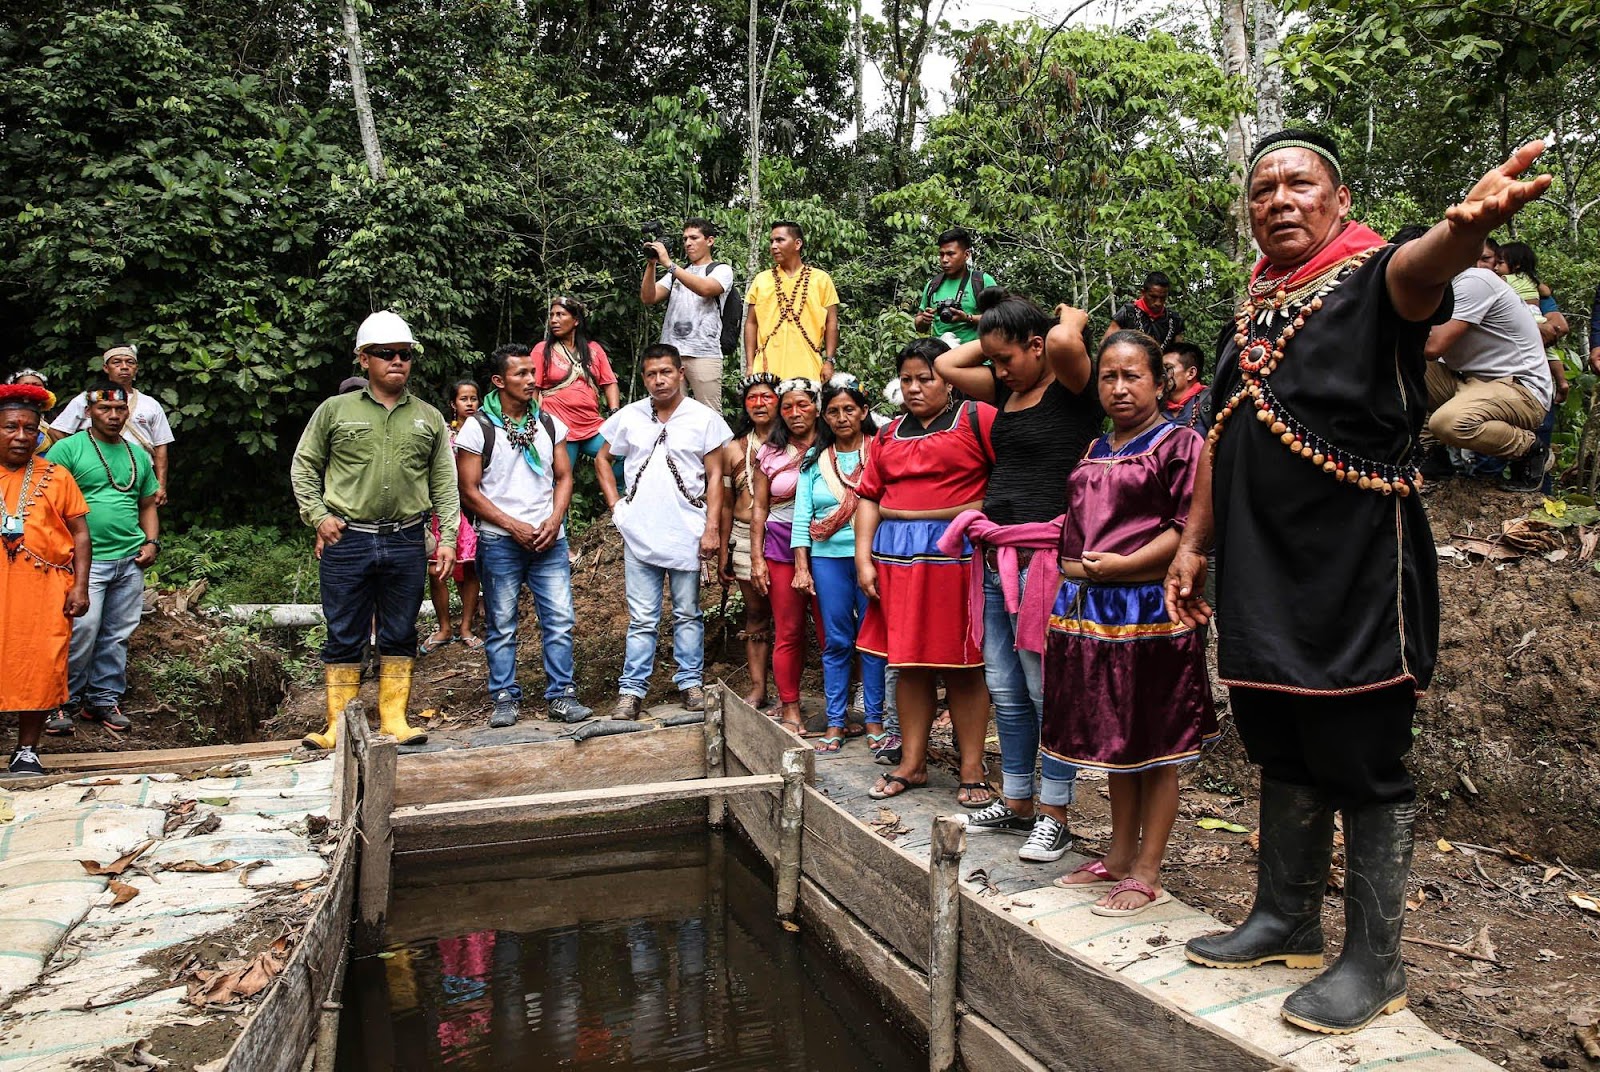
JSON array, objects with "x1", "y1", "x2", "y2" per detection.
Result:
[{"x1": 791, "y1": 448, "x2": 863, "y2": 558}]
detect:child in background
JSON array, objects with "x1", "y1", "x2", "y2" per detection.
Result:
[
  {"x1": 422, "y1": 379, "x2": 483, "y2": 654},
  {"x1": 1043, "y1": 331, "x2": 1217, "y2": 916}
]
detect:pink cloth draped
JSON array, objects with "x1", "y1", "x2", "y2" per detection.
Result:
[{"x1": 937, "y1": 509, "x2": 1064, "y2": 655}]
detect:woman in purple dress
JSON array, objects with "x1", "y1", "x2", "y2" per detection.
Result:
[{"x1": 1044, "y1": 331, "x2": 1216, "y2": 916}]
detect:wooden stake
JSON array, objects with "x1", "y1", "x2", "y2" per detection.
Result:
[
  {"x1": 929, "y1": 815, "x2": 966, "y2": 1072},
  {"x1": 354, "y1": 735, "x2": 396, "y2": 953},
  {"x1": 775, "y1": 746, "x2": 812, "y2": 925},
  {"x1": 705, "y1": 685, "x2": 727, "y2": 828}
]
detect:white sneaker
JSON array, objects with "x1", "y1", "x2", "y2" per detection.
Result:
[
  {"x1": 1018, "y1": 814, "x2": 1072, "y2": 862},
  {"x1": 849, "y1": 682, "x2": 865, "y2": 714}
]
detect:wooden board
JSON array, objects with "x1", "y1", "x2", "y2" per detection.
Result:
[
  {"x1": 392, "y1": 722, "x2": 705, "y2": 807},
  {"x1": 721, "y1": 691, "x2": 802, "y2": 777},
  {"x1": 392, "y1": 797, "x2": 707, "y2": 855},
  {"x1": 222, "y1": 827, "x2": 357, "y2": 1072},
  {"x1": 397, "y1": 841, "x2": 709, "y2": 890},
  {"x1": 392, "y1": 774, "x2": 780, "y2": 829},
  {"x1": 10, "y1": 740, "x2": 303, "y2": 787},
  {"x1": 956, "y1": 891, "x2": 1283, "y2": 1072},
  {"x1": 723, "y1": 752, "x2": 779, "y2": 863}
]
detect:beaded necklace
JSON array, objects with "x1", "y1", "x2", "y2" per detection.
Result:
[
  {"x1": 756, "y1": 265, "x2": 821, "y2": 365},
  {"x1": 828, "y1": 442, "x2": 865, "y2": 490},
  {"x1": 625, "y1": 402, "x2": 706, "y2": 508},
  {"x1": 1, "y1": 458, "x2": 36, "y2": 557},
  {"x1": 1207, "y1": 247, "x2": 1419, "y2": 497},
  {"x1": 89, "y1": 434, "x2": 139, "y2": 493}
]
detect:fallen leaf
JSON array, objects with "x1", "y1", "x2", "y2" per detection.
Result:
[
  {"x1": 184, "y1": 946, "x2": 286, "y2": 1006},
  {"x1": 0, "y1": 796, "x2": 12, "y2": 824},
  {"x1": 1406, "y1": 887, "x2": 1430, "y2": 911},
  {"x1": 81, "y1": 840, "x2": 155, "y2": 876},
  {"x1": 197, "y1": 797, "x2": 231, "y2": 807},
  {"x1": 1576, "y1": 1021, "x2": 1600, "y2": 1060},
  {"x1": 376, "y1": 951, "x2": 396, "y2": 960},
  {"x1": 1196, "y1": 817, "x2": 1250, "y2": 833},
  {"x1": 1466, "y1": 925, "x2": 1497, "y2": 962},
  {"x1": 186, "y1": 814, "x2": 221, "y2": 838},
  {"x1": 1437, "y1": 838, "x2": 1455, "y2": 853},
  {"x1": 1246, "y1": 829, "x2": 1260, "y2": 852},
  {"x1": 236, "y1": 860, "x2": 271, "y2": 886},
  {"x1": 195, "y1": 1061, "x2": 227, "y2": 1072},
  {"x1": 1542, "y1": 866, "x2": 1564, "y2": 884},
  {"x1": 416, "y1": 708, "x2": 439, "y2": 720},
  {"x1": 128, "y1": 1039, "x2": 170, "y2": 1069},
  {"x1": 1568, "y1": 891, "x2": 1600, "y2": 915},
  {"x1": 78, "y1": 788, "x2": 98, "y2": 803},
  {"x1": 259, "y1": 758, "x2": 304, "y2": 768},
  {"x1": 108, "y1": 879, "x2": 140, "y2": 906},
  {"x1": 162, "y1": 860, "x2": 240, "y2": 874}
]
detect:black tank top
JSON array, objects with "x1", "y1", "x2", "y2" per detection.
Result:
[{"x1": 983, "y1": 376, "x2": 1103, "y2": 525}]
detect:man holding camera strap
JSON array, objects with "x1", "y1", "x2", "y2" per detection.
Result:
[
  {"x1": 642, "y1": 217, "x2": 736, "y2": 409},
  {"x1": 914, "y1": 227, "x2": 997, "y2": 346}
]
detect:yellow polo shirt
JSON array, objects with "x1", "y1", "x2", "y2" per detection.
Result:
[{"x1": 747, "y1": 265, "x2": 839, "y2": 379}]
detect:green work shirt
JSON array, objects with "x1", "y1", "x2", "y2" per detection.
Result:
[
  {"x1": 920, "y1": 269, "x2": 997, "y2": 345},
  {"x1": 45, "y1": 432, "x2": 158, "y2": 561},
  {"x1": 289, "y1": 388, "x2": 460, "y2": 542}
]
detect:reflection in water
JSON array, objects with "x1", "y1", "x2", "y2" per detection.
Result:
[{"x1": 341, "y1": 831, "x2": 924, "y2": 1070}]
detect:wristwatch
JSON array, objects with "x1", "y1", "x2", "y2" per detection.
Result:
[{"x1": 141, "y1": 538, "x2": 161, "y2": 552}]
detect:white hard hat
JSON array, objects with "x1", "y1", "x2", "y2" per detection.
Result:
[{"x1": 354, "y1": 311, "x2": 416, "y2": 352}]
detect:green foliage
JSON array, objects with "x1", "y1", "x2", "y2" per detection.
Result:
[
  {"x1": 131, "y1": 623, "x2": 256, "y2": 742},
  {"x1": 144, "y1": 526, "x2": 319, "y2": 606}
]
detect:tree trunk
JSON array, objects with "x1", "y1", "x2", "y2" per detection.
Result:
[
  {"x1": 338, "y1": 0, "x2": 387, "y2": 182},
  {"x1": 852, "y1": 0, "x2": 865, "y2": 142},
  {"x1": 1252, "y1": 0, "x2": 1284, "y2": 134},
  {"x1": 1221, "y1": 0, "x2": 1251, "y2": 257},
  {"x1": 746, "y1": 0, "x2": 763, "y2": 281}
]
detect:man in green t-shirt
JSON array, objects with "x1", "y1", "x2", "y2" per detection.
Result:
[
  {"x1": 913, "y1": 227, "x2": 997, "y2": 346},
  {"x1": 43, "y1": 381, "x2": 161, "y2": 735}
]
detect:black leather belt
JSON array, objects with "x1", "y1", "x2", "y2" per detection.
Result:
[{"x1": 338, "y1": 513, "x2": 428, "y2": 535}]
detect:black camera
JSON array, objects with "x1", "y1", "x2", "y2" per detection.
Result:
[
  {"x1": 641, "y1": 220, "x2": 667, "y2": 258},
  {"x1": 934, "y1": 299, "x2": 964, "y2": 324}
]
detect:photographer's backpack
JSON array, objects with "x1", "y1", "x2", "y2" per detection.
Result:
[
  {"x1": 707, "y1": 262, "x2": 745, "y2": 357},
  {"x1": 921, "y1": 267, "x2": 987, "y2": 314}
]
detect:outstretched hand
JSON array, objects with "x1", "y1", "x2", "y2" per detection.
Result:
[{"x1": 1445, "y1": 140, "x2": 1552, "y2": 234}]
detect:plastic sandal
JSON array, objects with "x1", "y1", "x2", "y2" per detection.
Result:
[
  {"x1": 956, "y1": 781, "x2": 997, "y2": 809},
  {"x1": 1090, "y1": 877, "x2": 1173, "y2": 917},
  {"x1": 1052, "y1": 859, "x2": 1117, "y2": 889},
  {"x1": 814, "y1": 736, "x2": 845, "y2": 757},
  {"x1": 867, "y1": 773, "x2": 924, "y2": 800},
  {"x1": 418, "y1": 634, "x2": 453, "y2": 656}
]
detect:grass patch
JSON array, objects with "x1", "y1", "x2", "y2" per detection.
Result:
[{"x1": 145, "y1": 525, "x2": 319, "y2": 606}]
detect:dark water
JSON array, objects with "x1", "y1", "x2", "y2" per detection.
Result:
[{"x1": 339, "y1": 830, "x2": 925, "y2": 1071}]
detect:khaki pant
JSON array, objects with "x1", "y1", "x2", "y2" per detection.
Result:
[
  {"x1": 682, "y1": 354, "x2": 725, "y2": 411},
  {"x1": 1424, "y1": 362, "x2": 1543, "y2": 459}
]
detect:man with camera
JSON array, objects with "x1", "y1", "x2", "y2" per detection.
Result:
[
  {"x1": 641, "y1": 218, "x2": 736, "y2": 408},
  {"x1": 913, "y1": 227, "x2": 996, "y2": 346}
]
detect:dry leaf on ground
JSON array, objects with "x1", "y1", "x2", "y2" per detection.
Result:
[
  {"x1": 81, "y1": 840, "x2": 155, "y2": 876},
  {"x1": 1567, "y1": 890, "x2": 1600, "y2": 915},
  {"x1": 162, "y1": 860, "x2": 241, "y2": 874},
  {"x1": 107, "y1": 879, "x2": 140, "y2": 906},
  {"x1": 183, "y1": 938, "x2": 290, "y2": 1007}
]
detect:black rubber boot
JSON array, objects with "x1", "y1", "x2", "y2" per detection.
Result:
[
  {"x1": 1186, "y1": 780, "x2": 1333, "y2": 970},
  {"x1": 1281, "y1": 800, "x2": 1416, "y2": 1034}
]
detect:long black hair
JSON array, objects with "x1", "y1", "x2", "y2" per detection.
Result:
[
  {"x1": 765, "y1": 382, "x2": 821, "y2": 452},
  {"x1": 1498, "y1": 242, "x2": 1539, "y2": 284},
  {"x1": 443, "y1": 378, "x2": 480, "y2": 422},
  {"x1": 542, "y1": 295, "x2": 599, "y2": 382},
  {"x1": 804, "y1": 382, "x2": 879, "y2": 470},
  {"x1": 975, "y1": 288, "x2": 1053, "y2": 347}
]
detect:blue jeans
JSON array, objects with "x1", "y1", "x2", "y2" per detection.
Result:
[
  {"x1": 318, "y1": 525, "x2": 428, "y2": 663},
  {"x1": 984, "y1": 566, "x2": 1077, "y2": 806},
  {"x1": 812, "y1": 556, "x2": 884, "y2": 728},
  {"x1": 68, "y1": 556, "x2": 146, "y2": 709},
  {"x1": 620, "y1": 547, "x2": 703, "y2": 697},
  {"x1": 477, "y1": 531, "x2": 578, "y2": 701}
]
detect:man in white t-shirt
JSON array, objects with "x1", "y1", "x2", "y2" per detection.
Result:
[
  {"x1": 596, "y1": 344, "x2": 732, "y2": 719},
  {"x1": 641, "y1": 217, "x2": 735, "y2": 409},
  {"x1": 48, "y1": 345, "x2": 176, "y2": 504},
  {"x1": 457, "y1": 345, "x2": 590, "y2": 727}
]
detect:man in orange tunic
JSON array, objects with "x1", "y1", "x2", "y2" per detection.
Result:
[{"x1": 0, "y1": 384, "x2": 90, "y2": 775}]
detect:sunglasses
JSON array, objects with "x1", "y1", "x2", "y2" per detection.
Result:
[{"x1": 367, "y1": 347, "x2": 414, "y2": 362}]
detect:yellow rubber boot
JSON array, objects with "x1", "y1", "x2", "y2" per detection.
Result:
[
  {"x1": 377, "y1": 655, "x2": 427, "y2": 745},
  {"x1": 305, "y1": 663, "x2": 361, "y2": 750}
]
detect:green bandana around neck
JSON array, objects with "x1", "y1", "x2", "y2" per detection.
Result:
[{"x1": 482, "y1": 388, "x2": 545, "y2": 475}]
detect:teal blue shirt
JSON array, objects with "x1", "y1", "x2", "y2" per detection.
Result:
[{"x1": 791, "y1": 449, "x2": 862, "y2": 558}]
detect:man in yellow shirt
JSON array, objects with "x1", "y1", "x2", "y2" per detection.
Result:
[{"x1": 743, "y1": 221, "x2": 839, "y2": 380}]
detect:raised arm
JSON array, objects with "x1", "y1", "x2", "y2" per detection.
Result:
[
  {"x1": 1046, "y1": 305, "x2": 1093, "y2": 394},
  {"x1": 1387, "y1": 141, "x2": 1551, "y2": 322},
  {"x1": 933, "y1": 339, "x2": 997, "y2": 402}
]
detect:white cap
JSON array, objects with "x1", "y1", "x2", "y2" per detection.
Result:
[{"x1": 354, "y1": 311, "x2": 416, "y2": 352}]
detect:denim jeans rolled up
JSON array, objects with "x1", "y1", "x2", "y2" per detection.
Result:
[
  {"x1": 477, "y1": 531, "x2": 578, "y2": 702},
  {"x1": 811, "y1": 555, "x2": 884, "y2": 728},
  {"x1": 619, "y1": 546, "x2": 704, "y2": 698},
  {"x1": 318, "y1": 525, "x2": 429, "y2": 663},
  {"x1": 983, "y1": 565, "x2": 1077, "y2": 806},
  {"x1": 68, "y1": 555, "x2": 147, "y2": 709}
]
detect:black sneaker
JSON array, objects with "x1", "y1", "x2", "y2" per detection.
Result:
[
  {"x1": 964, "y1": 800, "x2": 1037, "y2": 836},
  {"x1": 1017, "y1": 813, "x2": 1073, "y2": 862},
  {"x1": 489, "y1": 691, "x2": 519, "y2": 728},
  {"x1": 1502, "y1": 439, "x2": 1551, "y2": 493},
  {"x1": 547, "y1": 695, "x2": 593, "y2": 724},
  {"x1": 8, "y1": 746, "x2": 45, "y2": 776},
  {"x1": 44, "y1": 706, "x2": 76, "y2": 737},
  {"x1": 1416, "y1": 444, "x2": 1455, "y2": 483},
  {"x1": 82, "y1": 704, "x2": 131, "y2": 732}
]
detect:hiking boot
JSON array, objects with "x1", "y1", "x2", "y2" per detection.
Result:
[
  {"x1": 964, "y1": 800, "x2": 1037, "y2": 836},
  {"x1": 680, "y1": 685, "x2": 706, "y2": 711},
  {"x1": 1502, "y1": 439, "x2": 1551, "y2": 493},
  {"x1": 872, "y1": 732, "x2": 902, "y2": 766},
  {"x1": 548, "y1": 695, "x2": 593, "y2": 724},
  {"x1": 8, "y1": 746, "x2": 45, "y2": 776},
  {"x1": 1415, "y1": 444, "x2": 1455, "y2": 484},
  {"x1": 44, "y1": 706, "x2": 76, "y2": 737},
  {"x1": 489, "y1": 690, "x2": 519, "y2": 728},
  {"x1": 82, "y1": 704, "x2": 131, "y2": 732},
  {"x1": 1018, "y1": 813, "x2": 1072, "y2": 862},
  {"x1": 1186, "y1": 780, "x2": 1333, "y2": 971},
  {"x1": 613, "y1": 694, "x2": 643, "y2": 721}
]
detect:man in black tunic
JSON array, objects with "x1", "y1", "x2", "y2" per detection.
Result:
[{"x1": 1166, "y1": 129, "x2": 1551, "y2": 1035}]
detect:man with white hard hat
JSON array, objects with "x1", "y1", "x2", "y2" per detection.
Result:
[{"x1": 289, "y1": 311, "x2": 460, "y2": 749}]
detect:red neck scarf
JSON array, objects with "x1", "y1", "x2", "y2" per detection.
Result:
[
  {"x1": 1164, "y1": 381, "x2": 1204, "y2": 412},
  {"x1": 1250, "y1": 221, "x2": 1386, "y2": 291},
  {"x1": 1134, "y1": 296, "x2": 1163, "y2": 319}
]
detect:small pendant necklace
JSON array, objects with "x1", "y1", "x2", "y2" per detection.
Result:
[
  {"x1": 1, "y1": 458, "x2": 36, "y2": 558},
  {"x1": 90, "y1": 435, "x2": 138, "y2": 492}
]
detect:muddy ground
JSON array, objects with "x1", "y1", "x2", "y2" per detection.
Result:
[{"x1": 44, "y1": 482, "x2": 1600, "y2": 1069}]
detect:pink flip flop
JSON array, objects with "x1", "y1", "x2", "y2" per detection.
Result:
[
  {"x1": 1052, "y1": 859, "x2": 1116, "y2": 889},
  {"x1": 1090, "y1": 877, "x2": 1173, "y2": 917}
]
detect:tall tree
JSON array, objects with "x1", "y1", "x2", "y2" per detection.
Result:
[
  {"x1": 337, "y1": 0, "x2": 386, "y2": 182},
  {"x1": 1219, "y1": 0, "x2": 1251, "y2": 254}
]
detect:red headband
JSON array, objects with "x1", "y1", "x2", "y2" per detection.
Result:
[{"x1": 0, "y1": 383, "x2": 52, "y2": 412}]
